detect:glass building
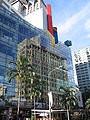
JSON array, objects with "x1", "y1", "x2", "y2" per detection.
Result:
[{"x1": 0, "y1": 4, "x2": 75, "y2": 99}]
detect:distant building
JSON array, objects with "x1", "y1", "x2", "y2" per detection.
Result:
[{"x1": 74, "y1": 47, "x2": 90, "y2": 93}]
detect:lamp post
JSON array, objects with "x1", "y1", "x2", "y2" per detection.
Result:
[
  {"x1": 18, "y1": 87, "x2": 20, "y2": 119},
  {"x1": 17, "y1": 82, "x2": 21, "y2": 120},
  {"x1": 34, "y1": 95, "x2": 36, "y2": 120},
  {"x1": 48, "y1": 65, "x2": 62, "y2": 120}
]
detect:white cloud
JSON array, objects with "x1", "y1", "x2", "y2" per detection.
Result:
[
  {"x1": 88, "y1": 34, "x2": 90, "y2": 38},
  {"x1": 85, "y1": 19, "x2": 90, "y2": 38},
  {"x1": 58, "y1": 2, "x2": 90, "y2": 35},
  {"x1": 85, "y1": 19, "x2": 90, "y2": 31}
]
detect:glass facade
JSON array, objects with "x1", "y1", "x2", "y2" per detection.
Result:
[{"x1": 0, "y1": 7, "x2": 75, "y2": 97}]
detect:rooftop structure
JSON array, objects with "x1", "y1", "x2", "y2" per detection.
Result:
[{"x1": 8, "y1": 0, "x2": 48, "y2": 30}]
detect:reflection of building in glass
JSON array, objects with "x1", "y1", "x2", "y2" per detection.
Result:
[
  {"x1": 74, "y1": 47, "x2": 90, "y2": 93},
  {"x1": 18, "y1": 36, "x2": 68, "y2": 106},
  {"x1": 0, "y1": 0, "x2": 75, "y2": 107}
]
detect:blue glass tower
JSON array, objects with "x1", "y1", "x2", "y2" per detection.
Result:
[{"x1": 0, "y1": 5, "x2": 75, "y2": 98}]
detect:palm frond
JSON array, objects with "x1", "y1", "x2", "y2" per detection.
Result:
[
  {"x1": 8, "y1": 73, "x2": 19, "y2": 83},
  {"x1": 59, "y1": 87, "x2": 78, "y2": 109}
]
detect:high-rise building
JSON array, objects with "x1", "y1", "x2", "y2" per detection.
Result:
[
  {"x1": 0, "y1": 0, "x2": 49, "y2": 97},
  {"x1": 74, "y1": 47, "x2": 90, "y2": 93},
  {"x1": 0, "y1": 0, "x2": 75, "y2": 109}
]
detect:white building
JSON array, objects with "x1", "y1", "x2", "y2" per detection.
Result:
[
  {"x1": 74, "y1": 47, "x2": 90, "y2": 93},
  {"x1": 9, "y1": 0, "x2": 48, "y2": 30}
]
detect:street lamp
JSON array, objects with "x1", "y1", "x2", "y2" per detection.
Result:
[
  {"x1": 18, "y1": 85, "x2": 20, "y2": 119},
  {"x1": 48, "y1": 65, "x2": 62, "y2": 120}
]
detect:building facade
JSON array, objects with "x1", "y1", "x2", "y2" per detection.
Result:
[
  {"x1": 0, "y1": 5, "x2": 49, "y2": 97},
  {"x1": 8, "y1": 0, "x2": 58, "y2": 44},
  {"x1": 74, "y1": 47, "x2": 90, "y2": 93},
  {"x1": 0, "y1": 0, "x2": 75, "y2": 109}
]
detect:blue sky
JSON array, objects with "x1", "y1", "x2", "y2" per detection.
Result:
[{"x1": 44, "y1": 0, "x2": 90, "y2": 52}]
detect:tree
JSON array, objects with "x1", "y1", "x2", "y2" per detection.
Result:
[
  {"x1": 82, "y1": 89, "x2": 90, "y2": 108},
  {"x1": 85, "y1": 98, "x2": 90, "y2": 109},
  {"x1": 6, "y1": 55, "x2": 42, "y2": 99},
  {"x1": 6, "y1": 55, "x2": 43, "y2": 118},
  {"x1": 59, "y1": 87, "x2": 78, "y2": 120},
  {"x1": 59, "y1": 87, "x2": 78, "y2": 110}
]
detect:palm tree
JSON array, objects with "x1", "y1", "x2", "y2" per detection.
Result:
[
  {"x1": 85, "y1": 98, "x2": 90, "y2": 109},
  {"x1": 59, "y1": 87, "x2": 78, "y2": 120},
  {"x1": 82, "y1": 89, "x2": 90, "y2": 108},
  {"x1": 6, "y1": 55, "x2": 43, "y2": 118},
  {"x1": 59, "y1": 87, "x2": 77, "y2": 110},
  {"x1": 6, "y1": 55, "x2": 33, "y2": 96}
]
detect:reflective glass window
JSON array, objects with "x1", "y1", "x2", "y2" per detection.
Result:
[
  {"x1": 0, "y1": 28, "x2": 14, "y2": 39},
  {"x1": 0, "y1": 43, "x2": 15, "y2": 57},
  {"x1": 0, "y1": 14, "x2": 16, "y2": 29},
  {"x1": 0, "y1": 65, "x2": 6, "y2": 75}
]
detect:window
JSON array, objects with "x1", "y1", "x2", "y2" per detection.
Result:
[
  {"x1": 30, "y1": 6, "x2": 32, "y2": 13},
  {"x1": 0, "y1": 14, "x2": 16, "y2": 29}
]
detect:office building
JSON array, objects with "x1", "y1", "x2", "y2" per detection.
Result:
[
  {"x1": 0, "y1": 0, "x2": 75, "y2": 109},
  {"x1": 74, "y1": 47, "x2": 90, "y2": 93}
]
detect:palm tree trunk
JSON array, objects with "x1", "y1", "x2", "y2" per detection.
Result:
[
  {"x1": 34, "y1": 95, "x2": 36, "y2": 120},
  {"x1": 17, "y1": 83, "x2": 20, "y2": 119},
  {"x1": 60, "y1": 112, "x2": 62, "y2": 120},
  {"x1": 67, "y1": 106, "x2": 70, "y2": 120}
]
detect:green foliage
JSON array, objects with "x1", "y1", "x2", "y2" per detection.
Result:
[
  {"x1": 82, "y1": 89, "x2": 90, "y2": 108},
  {"x1": 6, "y1": 55, "x2": 32, "y2": 83},
  {"x1": 31, "y1": 115, "x2": 34, "y2": 120},
  {"x1": 85, "y1": 98, "x2": 90, "y2": 109},
  {"x1": 6, "y1": 55, "x2": 43, "y2": 100},
  {"x1": 59, "y1": 87, "x2": 78, "y2": 109}
]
